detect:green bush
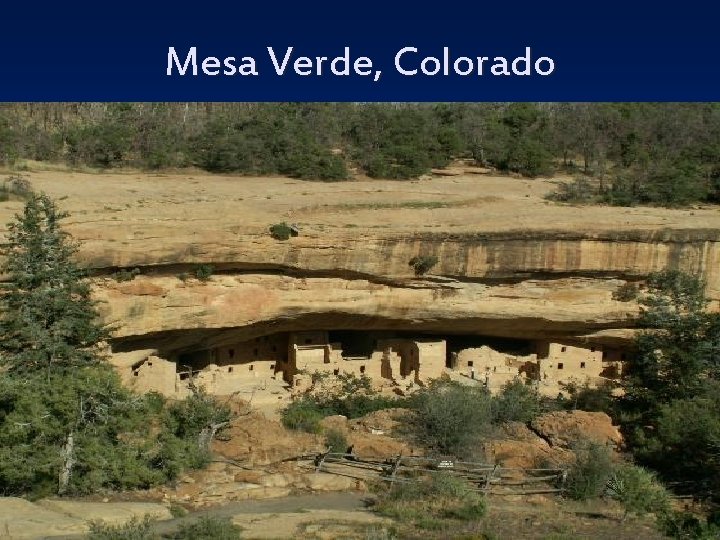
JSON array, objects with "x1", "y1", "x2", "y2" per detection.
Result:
[
  {"x1": 659, "y1": 511, "x2": 720, "y2": 540},
  {"x1": 88, "y1": 517, "x2": 157, "y2": 540},
  {"x1": 269, "y1": 222, "x2": 293, "y2": 241},
  {"x1": 546, "y1": 177, "x2": 599, "y2": 203},
  {"x1": 606, "y1": 464, "x2": 670, "y2": 517},
  {"x1": 113, "y1": 267, "x2": 141, "y2": 282},
  {"x1": 282, "y1": 373, "x2": 408, "y2": 433},
  {"x1": 280, "y1": 397, "x2": 327, "y2": 433},
  {"x1": 564, "y1": 441, "x2": 614, "y2": 501},
  {"x1": 375, "y1": 473, "x2": 485, "y2": 528},
  {"x1": 562, "y1": 381, "x2": 617, "y2": 414},
  {"x1": 411, "y1": 380, "x2": 492, "y2": 457},
  {"x1": 324, "y1": 428, "x2": 348, "y2": 453},
  {"x1": 193, "y1": 264, "x2": 214, "y2": 281},
  {"x1": 492, "y1": 379, "x2": 541, "y2": 424},
  {"x1": 613, "y1": 282, "x2": 639, "y2": 302},
  {"x1": 408, "y1": 255, "x2": 439, "y2": 276},
  {"x1": 168, "y1": 516, "x2": 243, "y2": 539}
]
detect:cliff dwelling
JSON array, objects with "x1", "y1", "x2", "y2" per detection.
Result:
[
  {"x1": 4, "y1": 170, "x2": 711, "y2": 413},
  {"x1": 110, "y1": 327, "x2": 628, "y2": 401}
]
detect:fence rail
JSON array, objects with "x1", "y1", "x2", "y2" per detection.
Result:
[{"x1": 314, "y1": 452, "x2": 567, "y2": 495}]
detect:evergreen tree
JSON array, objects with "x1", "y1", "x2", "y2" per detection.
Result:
[{"x1": 0, "y1": 193, "x2": 108, "y2": 374}]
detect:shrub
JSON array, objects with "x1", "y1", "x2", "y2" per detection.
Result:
[
  {"x1": 88, "y1": 517, "x2": 157, "y2": 540},
  {"x1": 411, "y1": 380, "x2": 492, "y2": 457},
  {"x1": 659, "y1": 511, "x2": 720, "y2": 540},
  {"x1": 0, "y1": 175, "x2": 33, "y2": 201},
  {"x1": 606, "y1": 464, "x2": 670, "y2": 517},
  {"x1": 563, "y1": 381, "x2": 617, "y2": 414},
  {"x1": 545, "y1": 177, "x2": 598, "y2": 203},
  {"x1": 613, "y1": 282, "x2": 639, "y2": 302},
  {"x1": 324, "y1": 428, "x2": 348, "y2": 453},
  {"x1": 193, "y1": 264, "x2": 214, "y2": 281},
  {"x1": 408, "y1": 255, "x2": 438, "y2": 276},
  {"x1": 168, "y1": 517, "x2": 243, "y2": 539},
  {"x1": 269, "y1": 222, "x2": 293, "y2": 241},
  {"x1": 375, "y1": 473, "x2": 486, "y2": 529},
  {"x1": 113, "y1": 267, "x2": 141, "y2": 282},
  {"x1": 564, "y1": 441, "x2": 614, "y2": 500},
  {"x1": 281, "y1": 397, "x2": 327, "y2": 433},
  {"x1": 492, "y1": 379, "x2": 541, "y2": 424}
]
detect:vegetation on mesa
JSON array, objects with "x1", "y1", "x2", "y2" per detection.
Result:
[{"x1": 3, "y1": 103, "x2": 720, "y2": 206}]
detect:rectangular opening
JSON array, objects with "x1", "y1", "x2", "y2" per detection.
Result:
[
  {"x1": 333, "y1": 369, "x2": 339, "y2": 375},
  {"x1": 147, "y1": 362, "x2": 153, "y2": 366},
  {"x1": 270, "y1": 364, "x2": 275, "y2": 370},
  {"x1": 228, "y1": 366, "x2": 234, "y2": 373},
  {"x1": 467, "y1": 361, "x2": 474, "y2": 367},
  {"x1": 249, "y1": 365, "x2": 254, "y2": 371},
  {"x1": 133, "y1": 371, "x2": 139, "y2": 377},
  {"x1": 590, "y1": 347, "x2": 596, "y2": 352},
  {"x1": 561, "y1": 347, "x2": 567, "y2": 353},
  {"x1": 557, "y1": 362, "x2": 564, "y2": 370},
  {"x1": 580, "y1": 362, "x2": 586, "y2": 368},
  {"x1": 360, "y1": 365, "x2": 366, "y2": 374}
]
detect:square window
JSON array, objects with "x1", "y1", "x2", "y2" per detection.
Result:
[
  {"x1": 558, "y1": 362, "x2": 564, "y2": 370},
  {"x1": 561, "y1": 347, "x2": 566, "y2": 353},
  {"x1": 228, "y1": 366, "x2": 234, "y2": 373},
  {"x1": 468, "y1": 361, "x2": 474, "y2": 367},
  {"x1": 580, "y1": 362, "x2": 586, "y2": 368}
]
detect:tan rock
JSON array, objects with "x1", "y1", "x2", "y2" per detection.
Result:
[
  {"x1": 531, "y1": 410, "x2": 623, "y2": 449},
  {"x1": 302, "y1": 472, "x2": 360, "y2": 491},
  {"x1": 0, "y1": 498, "x2": 87, "y2": 538},
  {"x1": 36, "y1": 500, "x2": 172, "y2": 525},
  {"x1": 231, "y1": 509, "x2": 390, "y2": 539}
]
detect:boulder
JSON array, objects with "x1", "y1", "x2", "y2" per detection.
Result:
[{"x1": 531, "y1": 410, "x2": 623, "y2": 449}]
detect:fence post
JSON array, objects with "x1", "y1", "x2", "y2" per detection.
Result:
[
  {"x1": 389, "y1": 454, "x2": 403, "y2": 489},
  {"x1": 484, "y1": 464, "x2": 499, "y2": 491},
  {"x1": 314, "y1": 451, "x2": 329, "y2": 473}
]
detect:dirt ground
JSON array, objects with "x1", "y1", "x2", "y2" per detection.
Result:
[{"x1": 0, "y1": 166, "x2": 714, "y2": 240}]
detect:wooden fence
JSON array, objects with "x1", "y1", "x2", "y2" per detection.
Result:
[{"x1": 314, "y1": 452, "x2": 567, "y2": 495}]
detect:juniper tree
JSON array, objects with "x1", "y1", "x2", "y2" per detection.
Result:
[{"x1": 0, "y1": 192, "x2": 108, "y2": 374}]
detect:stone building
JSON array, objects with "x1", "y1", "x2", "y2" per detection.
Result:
[{"x1": 109, "y1": 331, "x2": 627, "y2": 402}]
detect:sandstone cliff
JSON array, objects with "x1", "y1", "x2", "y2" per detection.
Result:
[{"x1": 1, "y1": 170, "x2": 717, "y2": 350}]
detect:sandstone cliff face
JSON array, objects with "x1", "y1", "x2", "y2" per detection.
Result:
[
  {"x1": 2, "y1": 170, "x2": 718, "y2": 350},
  {"x1": 100, "y1": 272, "x2": 637, "y2": 352}
]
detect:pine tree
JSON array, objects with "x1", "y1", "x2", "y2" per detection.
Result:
[{"x1": 0, "y1": 192, "x2": 108, "y2": 374}]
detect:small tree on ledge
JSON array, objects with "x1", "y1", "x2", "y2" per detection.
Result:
[{"x1": 0, "y1": 193, "x2": 109, "y2": 374}]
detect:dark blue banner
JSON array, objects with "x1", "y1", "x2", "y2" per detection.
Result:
[{"x1": 2, "y1": 1, "x2": 718, "y2": 101}]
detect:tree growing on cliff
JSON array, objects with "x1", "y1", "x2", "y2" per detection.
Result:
[{"x1": 0, "y1": 192, "x2": 108, "y2": 374}]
